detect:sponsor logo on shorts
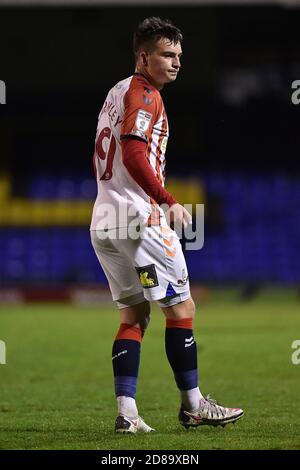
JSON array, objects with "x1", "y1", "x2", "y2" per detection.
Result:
[
  {"x1": 177, "y1": 269, "x2": 188, "y2": 285},
  {"x1": 135, "y1": 264, "x2": 159, "y2": 288}
]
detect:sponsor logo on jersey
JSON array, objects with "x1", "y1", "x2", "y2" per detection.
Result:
[
  {"x1": 161, "y1": 136, "x2": 168, "y2": 153},
  {"x1": 135, "y1": 264, "x2": 159, "y2": 288}
]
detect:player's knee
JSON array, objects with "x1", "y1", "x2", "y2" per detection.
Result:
[
  {"x1": 142, "y1": 311, "x2": 151, "y2": 331},
  {"x1": 162, "y1": 296, "x2": 196, "y2": 320},
  {"x1": 184, "y1": 297, "x2": 196, "y2": 319},
  {"x1": 139, "y1": 300, "x2": 151, "y2": 331},
  {"x1": 119, "y1": 298, "x2": 151, "y2": 331}
]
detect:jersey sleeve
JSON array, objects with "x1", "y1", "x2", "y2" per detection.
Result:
[
  {"x1": 121, "y1": 138, "x2": 177, "y2": 207},
  {"x1": 120, "y1": 85, "x2": 158, "y2": 143}
]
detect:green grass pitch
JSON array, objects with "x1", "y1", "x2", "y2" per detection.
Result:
[{"x1": 0, "y1": 289, "x2": 300, "y2": 450}]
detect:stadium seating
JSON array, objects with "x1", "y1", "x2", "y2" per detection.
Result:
[{"x1": 0, "y1": 173, "x2": 299, "y2": 285}]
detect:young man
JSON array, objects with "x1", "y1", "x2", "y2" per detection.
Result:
[{"x1": 90, "y1": 17, "x2": 243, "y2": 433}]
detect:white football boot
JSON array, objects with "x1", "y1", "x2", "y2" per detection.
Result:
[
  {"x1": 179, "y1": 395, "x2": 244, "y2": 428},
  {"x1": 115, "y1": 415, "x2": 155, "y2": 434}
]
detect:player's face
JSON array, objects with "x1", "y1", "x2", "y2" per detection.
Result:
[{"x1": 143, "y1": 38, "x2": 182, "y2": 89}]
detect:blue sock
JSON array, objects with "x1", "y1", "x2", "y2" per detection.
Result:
[
  {"x1": 165, "y1": 318, "x2": 198, "y2": 391},
  {"x1": 112, "y1": 324, "x2": 142, "y2": 398}
]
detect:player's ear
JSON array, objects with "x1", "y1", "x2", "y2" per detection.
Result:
[{"x1": 141, "y1": 51, "x2": 148, "y2": 67}]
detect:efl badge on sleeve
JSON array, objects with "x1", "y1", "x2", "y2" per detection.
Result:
[{"x1": 135, "y1": 110, "x2": 152, "y2": 133}]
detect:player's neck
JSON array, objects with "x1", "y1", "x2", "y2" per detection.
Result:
[{"x1": 134, "y1": 67, "x2": 163, "y2": 91}]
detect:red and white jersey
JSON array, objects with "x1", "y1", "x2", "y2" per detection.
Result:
[{"x1": 90, "y1": 73, "x2": 169, "y2": 230}]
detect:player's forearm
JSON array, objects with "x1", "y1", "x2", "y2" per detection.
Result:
[{"x1": 121, "y1": 138, "x2": 177, "y2": 207}]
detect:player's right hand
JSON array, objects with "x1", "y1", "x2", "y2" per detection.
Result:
[{"x1": 164, "y1": 203, "x2": 192, "y2": 231}]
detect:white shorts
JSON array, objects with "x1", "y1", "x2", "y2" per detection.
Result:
[{"x1": 90, "y1": 224, "x2": 190, "y2": 307}]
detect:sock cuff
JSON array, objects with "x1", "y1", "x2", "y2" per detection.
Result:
[
  {"x1": 115, "y1": 323, "x2": 142, "y2": 342},
  {"x1": 166, "y1": 317, "x2": 193, "y2": 330}
]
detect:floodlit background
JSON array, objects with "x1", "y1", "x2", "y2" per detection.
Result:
[{"x1": 0, "y1": 0, "x2": 300, "y2": 450}]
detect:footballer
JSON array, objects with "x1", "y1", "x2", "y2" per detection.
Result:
[{"x1": 90, "y1": 17, "x2": 243, "y2": 433}]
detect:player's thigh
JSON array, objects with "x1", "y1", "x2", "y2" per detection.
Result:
[
  {"x1": 115, "y1": 224, "x2": 191, "y2": 304},
  {"x1": 90, "y1": 230, "x2": 143, "y2": 302}
]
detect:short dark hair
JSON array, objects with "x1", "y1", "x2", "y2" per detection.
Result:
[{"x1": 133, "y1": 17, "x2": 183, "y2": 62}]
